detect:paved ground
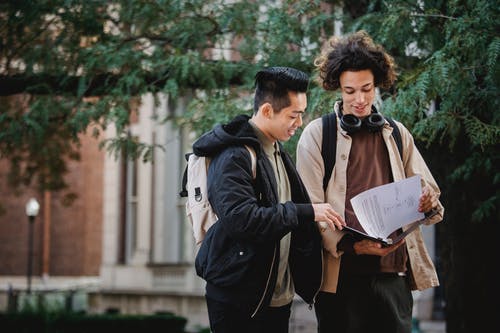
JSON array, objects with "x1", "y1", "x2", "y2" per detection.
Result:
[
  {"x1": 419, "y1": 320, "x2": 446, "y2": 333},
  {"x1": 289, "y1": 299, "x2": 445, "y2": 333}
]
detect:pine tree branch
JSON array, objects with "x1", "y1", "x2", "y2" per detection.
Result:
[
  {"x1": 0, "y1": 67, "x2": 246, "y2": 97},
  {"x1": 410, "y1": 13, "x2": 457, "y2": 20}
]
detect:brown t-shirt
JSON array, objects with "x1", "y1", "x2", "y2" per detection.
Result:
[{"x1": 340, "y1": 129, "x2": 408, "y2": 275}]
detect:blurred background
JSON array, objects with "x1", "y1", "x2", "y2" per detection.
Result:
[{"x1": 0, "y1": 1, "x2": 498, "y2": 332}]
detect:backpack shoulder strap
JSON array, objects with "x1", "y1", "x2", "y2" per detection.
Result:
[
  {"x1": 386, "y1": 117, "x2": 403, "y2": 161},
  {"x1": 244, "y1": 145, "x2": 257, "y2": 179},
  {"x1": 179, "y1": 153, "x2": 191, "y2": 197},
  {"x1": 319, "y1": 113, "x2": 404, "y2": 194},
  {"x1": 179, "y1": 145, "x2": 257, "y2": 199},
  {"x1": 321, "y1": 113, "x2": 337, "y2": 192}
]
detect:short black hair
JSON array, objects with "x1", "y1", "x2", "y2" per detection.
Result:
[{"x1": 253, "y1": 66, "x2": 309, "y2": 114}]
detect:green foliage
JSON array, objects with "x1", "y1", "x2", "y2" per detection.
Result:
[
  {"x1": 360, "y1": 0, "x2": 499, "y2": 220},
  {"x1": 350, "y1": 1, "x2": 499, "y2": 330},
  {"x1": 0, "y1": 0, "x2": 337, "y2": 191},
  {"x1": 182, "y1": 89, "x2": 252, "y2": 136},
  {"x1": 2, "y1": 0, "x2": 498, "y2": 220}
]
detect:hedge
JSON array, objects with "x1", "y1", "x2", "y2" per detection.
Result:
[{"x1": 0, "y1": 312, "x2": 188, "y2": 333}]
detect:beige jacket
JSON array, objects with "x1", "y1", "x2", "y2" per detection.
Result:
[{"x1": 296, "y1": 104, "x2": 444, "y2": 292}]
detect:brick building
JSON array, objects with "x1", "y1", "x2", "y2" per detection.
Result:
[
  {"x1": 0, "y1": 130, "x2": 104, "y2": 278},
  {"x1": 0, "y1": 92, "x2": 210, "y2": 329}
]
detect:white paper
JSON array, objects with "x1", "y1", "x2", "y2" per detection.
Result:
[{"x1": 350, "y1": 175, "x2": 425, "y2": 239}]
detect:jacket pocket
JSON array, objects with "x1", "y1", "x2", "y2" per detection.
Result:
[{"x1": 195, "y1": 220, "x2": 256, "y2": 287}]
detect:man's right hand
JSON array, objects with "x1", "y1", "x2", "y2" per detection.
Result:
[
  {"x1": 312, "y1": 203, "x2": 346, "y2": 231},
  {"x1": 353, "y1": 239, "x2": 405, "y2": 256}
]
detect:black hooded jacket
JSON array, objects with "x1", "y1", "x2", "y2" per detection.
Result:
[{"x1": 193, "y1": 114, "x2": 323, "y2": 317}]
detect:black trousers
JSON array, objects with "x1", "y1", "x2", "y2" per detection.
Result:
[
  {"x1": 315, "y1": 273, "x2": 413, "y2": 333},
  {"x1": 206, "y1": 296, "x2": 291, "y2": 333}
]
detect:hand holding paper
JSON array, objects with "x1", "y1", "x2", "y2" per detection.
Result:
[{"x1": 346, "y1": 175, "x2": 435, "y2": 245}]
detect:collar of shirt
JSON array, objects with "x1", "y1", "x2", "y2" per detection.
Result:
[{"x1": 248, "y1": 119, "x2": 279, "y2": 158}]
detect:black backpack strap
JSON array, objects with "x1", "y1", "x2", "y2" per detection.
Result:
[
  {"x1": 321, "y1": 114, "x2": 403, "y2": 193},
  {"x1": 386, "y1": 117, "x2": 403, "y2": 161},
  {"x1": 179, "y1": 166, "x2": 188, "y2": 197},
  {"x1": 321, "y1": 113, "x2": 337, "y2": 192},
  {"x1": 179, "y1": 153, "x2": 192, "y2": 198}
]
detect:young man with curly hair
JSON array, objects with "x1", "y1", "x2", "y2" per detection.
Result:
[{"x1": 296, "y1": 31, "x2": 445, "y2": 333}]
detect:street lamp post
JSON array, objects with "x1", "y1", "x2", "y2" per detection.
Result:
[{"x1": 25, "y1": 198, "x2": 40, "y2": 295}]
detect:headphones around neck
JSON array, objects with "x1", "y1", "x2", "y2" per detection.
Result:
[{"x1": 338, "y1": 102, "x2": 386, "y2": 134}]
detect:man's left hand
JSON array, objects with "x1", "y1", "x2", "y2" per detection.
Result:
[{"x1": 418, "y1": 185, "x2": 438, "y2": 213}]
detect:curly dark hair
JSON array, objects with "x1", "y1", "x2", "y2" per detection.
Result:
[{"x1": 315, "y1": 30, "x2": 397, "y2": 91}]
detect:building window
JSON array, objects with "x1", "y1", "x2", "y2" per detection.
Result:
[
  {"x1": 125, "y1": 155, "x2": 138, "y2": 262},
  {"x1": 118, "y1": 134, "x2": 139, "y2": 264}
]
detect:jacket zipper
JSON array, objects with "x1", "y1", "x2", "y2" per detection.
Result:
[
  {"x1": 308, "y1": 247, "x2": 324, "y2": 310},
  {"x1": 251, "y1": 246, "x2": 277, "y2": 318}
]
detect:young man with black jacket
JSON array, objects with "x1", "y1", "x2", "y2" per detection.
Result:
[{"x1": 192, "y1": 67, "x2": 345, "y2": 333}]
